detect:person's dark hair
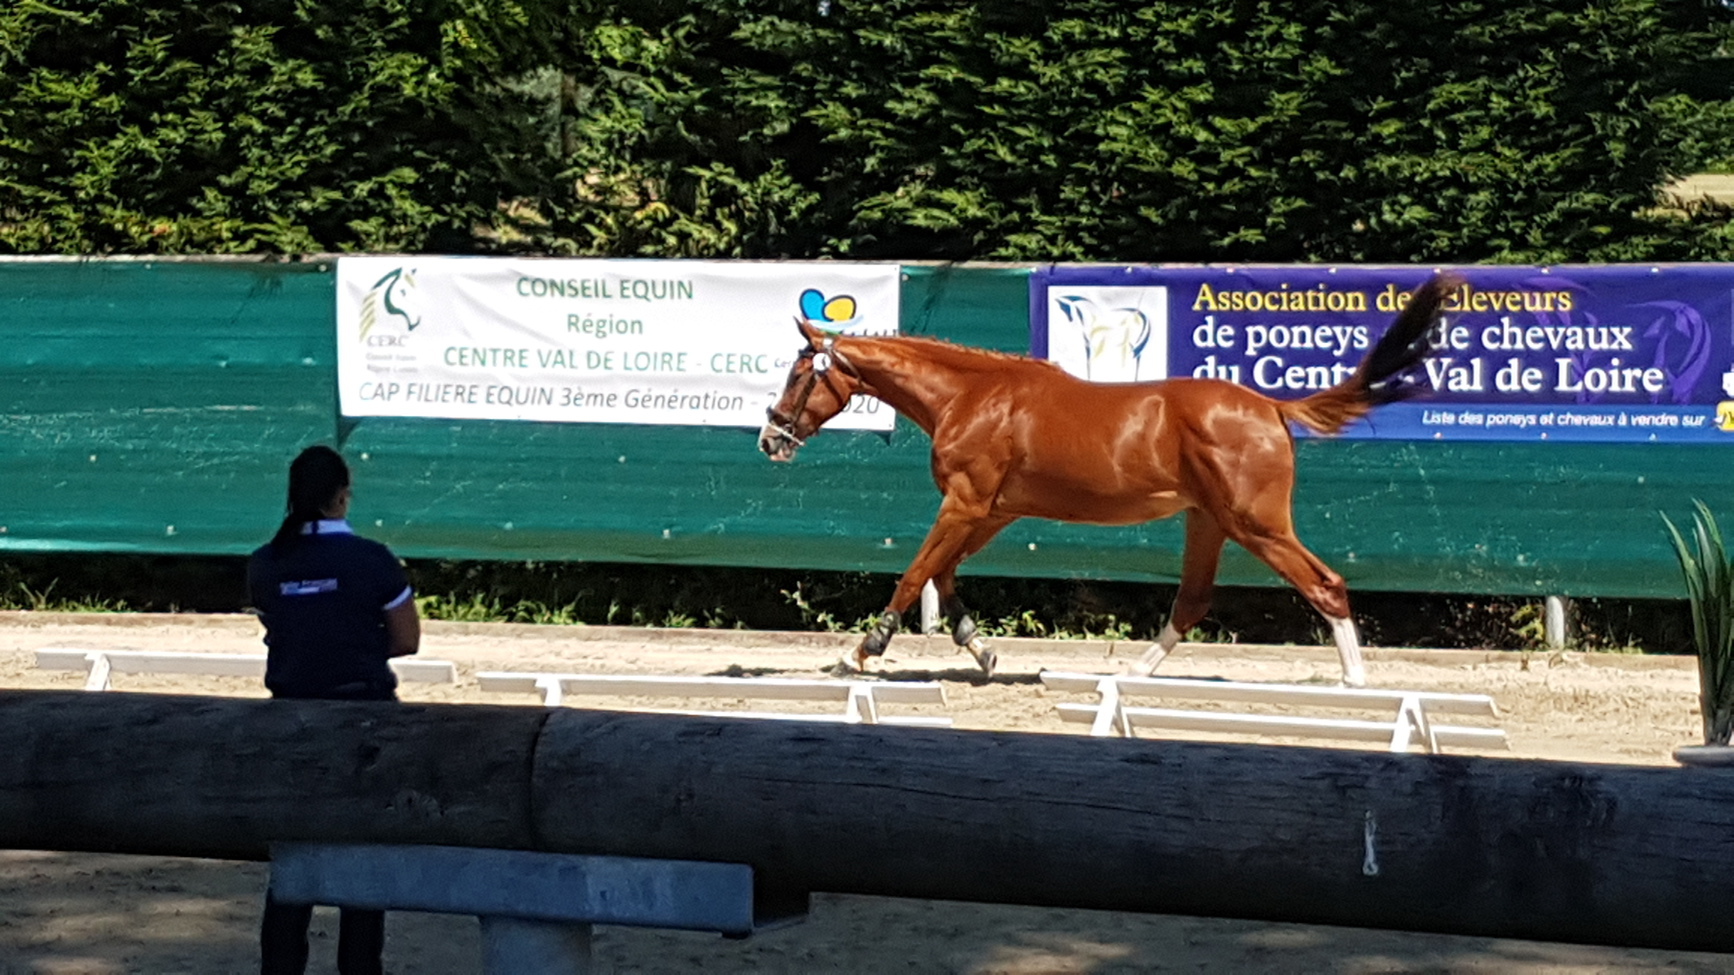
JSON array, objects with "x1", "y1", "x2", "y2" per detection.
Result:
[{"x1": 270, "y1": 445, "x2": 351, "y2": 551}]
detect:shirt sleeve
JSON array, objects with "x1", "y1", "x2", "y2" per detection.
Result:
[
  {"x1": 245, "y1": 550, "x2": 271, "y2": 613},
  {"x1": 374, "y1": 545, "x2": 412, "y2": 611}
]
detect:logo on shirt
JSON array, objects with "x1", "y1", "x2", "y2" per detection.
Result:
[{"x1": 280, "y1": 578, "x2": 339, "y2": 597}]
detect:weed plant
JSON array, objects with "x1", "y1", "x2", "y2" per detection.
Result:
[{"x1": 0, "y1": 553, "x2": 1695, "y2": 653}]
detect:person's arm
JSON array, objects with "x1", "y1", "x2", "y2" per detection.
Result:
[
  {"x1": 244, "y1": 551, "x2": 272, "y2": 631},
  {"x1": 383, "y1": 596, "x2": 420, "y2": 658},
  {"x1": 376, "y1": 546, "x2": 419, "y2": 658}
]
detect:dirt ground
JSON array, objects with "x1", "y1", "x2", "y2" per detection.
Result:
[{"x1": 2, "y1": 611, "x2": 1729, "y2": 974}]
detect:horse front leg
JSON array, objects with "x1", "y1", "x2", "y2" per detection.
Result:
[
  {"x1": 938, "y1": 588, "x2": 995, "y2": 677},
  {"x1": 929, "y1": 517, "x2": 1015, "y2": 674},
  {"x1": 938, "y1": 586, "x2": 976, "y2": 646},
  {"x1": 845, "y1": 509, "x2": 990, "y2": 674},
  {"x1": 1134, "y1": 509, "x2": 1225, "y2": 676}
]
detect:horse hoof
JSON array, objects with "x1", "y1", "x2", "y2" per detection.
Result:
[{"x1": 965, "y1": 638, "x2": 996, "y2": 677}]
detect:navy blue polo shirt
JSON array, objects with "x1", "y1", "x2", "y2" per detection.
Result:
[{"x1": 247, "y1": 520, "x2": 413, "y2": 700}]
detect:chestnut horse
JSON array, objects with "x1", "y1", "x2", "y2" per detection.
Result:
[{"x1": 759, "y1": 275, "x2": 1454, "y2": 685}]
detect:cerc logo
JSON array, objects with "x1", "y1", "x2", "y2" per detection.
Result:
[{"x1": 359, "y1": 267, "x2": 422, "y2": 346}]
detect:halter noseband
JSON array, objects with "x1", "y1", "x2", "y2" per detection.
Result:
[{"x1": 765, "y1": 335, "x2": 858, "y2": 445}]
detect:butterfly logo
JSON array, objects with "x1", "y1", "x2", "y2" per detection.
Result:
[{"x1": 798, "y1": 288, "x2": 859, "y2": 330}]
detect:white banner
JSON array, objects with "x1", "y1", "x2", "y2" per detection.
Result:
[{"x1": 336, "y1": 258, "x2": 900, "y2": 430}]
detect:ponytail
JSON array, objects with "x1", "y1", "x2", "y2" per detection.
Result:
[{"x1": 270, "y1": 445, "x2": 351, "y2": 552}]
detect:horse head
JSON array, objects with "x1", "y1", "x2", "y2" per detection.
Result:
[{"x1": 759, "y1": 318, "x2": 864, "y2": 462}]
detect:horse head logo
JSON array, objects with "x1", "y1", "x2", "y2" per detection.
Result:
[
  {"x1": 359, "y1": 267, "x2": 422, "y2": 340},
  {"x1": 1055, "y1": 295, "x2": 1152, "y2": 382}
]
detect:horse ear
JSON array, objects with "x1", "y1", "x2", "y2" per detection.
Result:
[{"x1": 795, "y1": 317, "x2": 826, "y2": 345}]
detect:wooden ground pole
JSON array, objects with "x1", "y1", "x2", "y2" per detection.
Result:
[{"x1": 4, "y1": 689, "x2": 1734, "y2": 953}]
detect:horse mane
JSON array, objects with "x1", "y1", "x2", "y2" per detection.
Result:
[{"x1": 849, "y1": 333, "x2": 1063, "y2": 375}]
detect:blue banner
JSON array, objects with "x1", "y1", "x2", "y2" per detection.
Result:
[{"x1": 1030, "y1": 265, "x2": 1734, "y2": 443}]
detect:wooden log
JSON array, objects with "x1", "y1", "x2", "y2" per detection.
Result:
[
  {"x1": 0, "y1": 691, "x2": 546, "y2": 860},
  {"x1": 531, "y1": 710, "x2": 1734, "y2": 954},
  {"x1": 7, "y1": 690, "x2": 1734, "y2": 952}
]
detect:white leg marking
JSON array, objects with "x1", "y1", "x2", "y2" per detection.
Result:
[
  {"x1": 837, "y1": 647, "x2": 867, "y2": 675},
  {"x1": 965, "y1": 637, "x2": 996, "y2": 676},
  {"x1": 1331, "y1": 615, "x2": 1366, "y2": 687},
  {"x1": 1132, "y1": 622, "x2": 1183, "y2": 676}
]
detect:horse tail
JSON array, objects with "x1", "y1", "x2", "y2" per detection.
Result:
[{"x1": 1277, "y1": 274, "x2": 1457, "y2": 435}]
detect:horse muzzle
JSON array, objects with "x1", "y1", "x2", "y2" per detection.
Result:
[{"x1": 758, "y1": 424, "x2": 801, "y2": 462}]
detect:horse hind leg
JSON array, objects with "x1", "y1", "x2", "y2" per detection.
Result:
[
  {"x1": 1300, "y1": 559, "x2": 1365, "y2": 687},
  {"x1": 1134, "y1": 509, "x2": 1225, "y2": 677},
  {"x1": 1233, "y1": 528, "x2": 1365, "y2": 687},
  {"x1": 1326, "y1": 614, "x2": 1366, "y2": 688}
]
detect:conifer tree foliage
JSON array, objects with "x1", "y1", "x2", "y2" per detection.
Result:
[
  {"x1": 3, "y1": 1, "x2": 1730, "y2": 261},
  {"x1": 0, "y1": 1, "x2": 565, "y2": 254},
  {"x1": 544, "y1": 0, "x2": 1734, "y2": 263}
]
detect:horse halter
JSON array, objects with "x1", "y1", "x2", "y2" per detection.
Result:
[{"x1": 765, "y1": 336, "x2": 858, "y2": 446}]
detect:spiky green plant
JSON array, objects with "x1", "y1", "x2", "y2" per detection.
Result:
[{"x1": 1662, "y1": 500, "x2": 1734, "y2": 746}]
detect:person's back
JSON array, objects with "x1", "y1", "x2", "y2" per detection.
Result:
[
  {"x1": 252, "y1": 445, "x2": 418, "y2": 975},
  {"x1": 248, "y1": 521, "x2": 411, "y2": 701}
]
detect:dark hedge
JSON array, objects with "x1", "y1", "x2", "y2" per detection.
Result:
[{"x1": 4, "y1": 1, "x2": 1733, "y2": 260}]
